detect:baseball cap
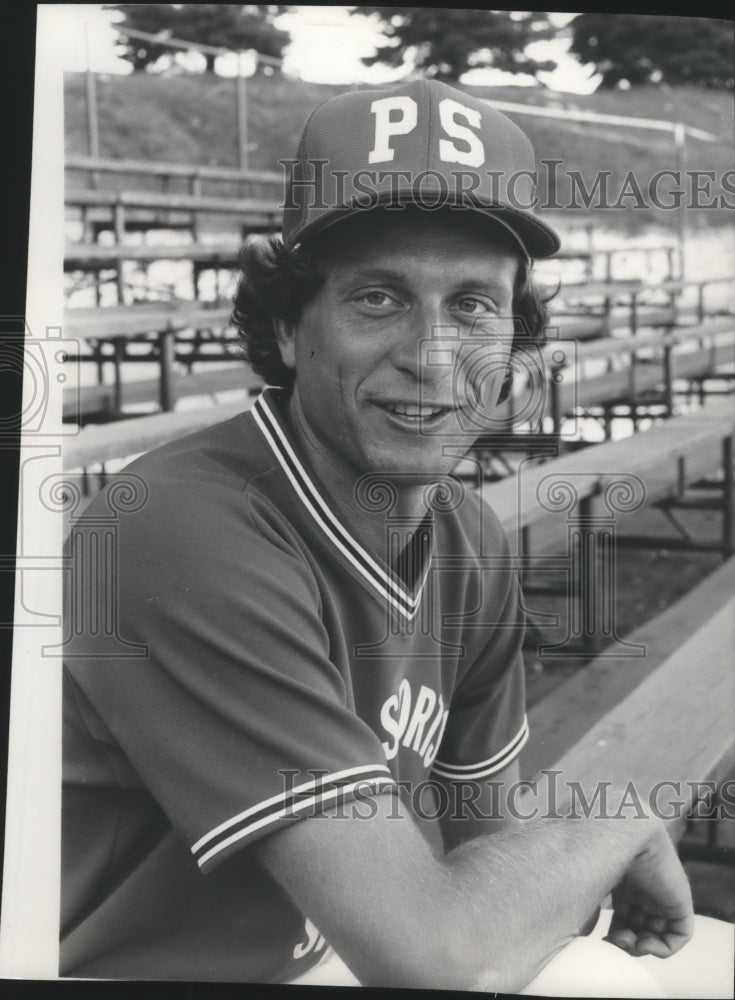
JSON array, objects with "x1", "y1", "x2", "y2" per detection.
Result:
[{"x1": 282, "y1": 78, "x2": 561, "y2": 260}]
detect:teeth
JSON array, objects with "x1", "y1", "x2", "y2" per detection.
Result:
[{"x1": 388, "y1": 403, "x2": 445, "y2": 418}]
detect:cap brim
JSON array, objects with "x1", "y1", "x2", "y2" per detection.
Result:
[{"x1": 285, "y1": 190, "x2": 561, "y2": 260}]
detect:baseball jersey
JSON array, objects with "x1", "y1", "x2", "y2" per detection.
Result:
[{"x1": 61, "y1": 386, "x2": 528, "y2": 983}]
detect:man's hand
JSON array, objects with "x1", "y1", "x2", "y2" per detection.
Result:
[{"x1": 606, "y1": 820, "x2": 694, "y2": 959}]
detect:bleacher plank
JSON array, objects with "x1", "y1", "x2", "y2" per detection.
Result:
[
  {"x1": 553, "y1": 317, "x2": 734, "y2": 363},
  {"x1": 66, "y1": 187, "x2": 280, "y2": 215},
  {"x1": 529, "y1": 594, "x2": 735, "y2": 822},
  {"x1": 567, "y1": 414, "x2": 730, "y2": 490},
  {"x1": 66, "y1": 154, "x2": 282, "y2": 187},
  {"x1": 521, "y1": 556, "x2": 735, "y2": 781},
  {"x1": 684, "y1": 396, "x2": 735, "y2": 421},
  {"x1": 554, "y1": 336, "x2": 733, "y2": 413},
  {"x1": 555, "y1": 308, "x2": 676, "y2": 340},
  {"x1": 65, "y1": 242, "x2": 242, "y2": 269},
  {"x1": 64, "y1": 399, "x2": 254, "y2": 469},
  {"x1": 478, "y1": 402, "x2": 734, "y2": 544},
  {"x1": 66, "y1": 364, "x2": 261, "y2": 419},
  {"x1": 550, "y1": 280, "x2": 643, "y2": 300},
  {"x1": 65, "y1": 302, "x2": 232, "y2": 340}
]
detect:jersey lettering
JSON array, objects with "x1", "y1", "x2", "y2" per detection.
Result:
[
  {"x1": 368, "y1": 96, "x2": 418, "y2": 164},
  {"x1": 404, "y1": 685, "x2": 437, "y2": 752},
  {"x1": 419, "y1": 695, "x2": 449, "y2": 768},
  {"x1": 380, "y1": 680, "x2": 448, "y2": 767},
  {"x1": 293, "y1": 917, "x2": 327, "y2": 960},
  {"x1": 379, "y1": 678, "x2": 412, "y2": 759},
  {"x1": 438, "y1": 98, "x2": 485, "y2": 167}
]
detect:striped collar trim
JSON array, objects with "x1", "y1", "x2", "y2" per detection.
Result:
[{"x1": 251, "y1": 390, "x2": 431, "y2": 621}]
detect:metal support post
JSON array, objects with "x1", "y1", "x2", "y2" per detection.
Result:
[
  {"x1": 663, "y1": 341, "x2": 674, "y2": 417},
  {"x1": 159, "y1": 328, "x2": 177, "y2": 412},
  {"x1": 112, "y1": 337, "x2": 125, "y2": 414},
  {"x1": 723, "y1": 435, "x2": 734, "y2": 558},
  {"x1": 113, "y1": 199, "x2": 126, "y2": 305}
]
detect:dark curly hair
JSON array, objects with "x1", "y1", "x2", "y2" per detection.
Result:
[{"x1": 231, "y1": 211, "x2": 554, "y2": 403}]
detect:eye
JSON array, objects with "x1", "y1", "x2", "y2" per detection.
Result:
[
  {"x1": 353, "y1": 289, "x2": 400, "y2": 309},
  {"x1": 454, "y1": 296, "x2": 495, "y2": 317}
]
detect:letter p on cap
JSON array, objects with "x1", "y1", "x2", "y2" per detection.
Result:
[{"x1": 369, "y1": 96, "x2": 418, "y2": 164}]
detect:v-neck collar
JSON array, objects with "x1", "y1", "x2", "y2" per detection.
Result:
[{"x1": 251, "y1": 390, "x2": 433, "y2": 621}]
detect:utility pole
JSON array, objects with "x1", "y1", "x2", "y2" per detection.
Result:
[
  {"x1": 236, "y1": 51, "x2": 249, "y2": 171},
  {"x1": 84, "y1": 22, "x2": 100, "y2": 185},
  {"x1": 673, "y1": 123, "x2": 687, "y2": 283}
]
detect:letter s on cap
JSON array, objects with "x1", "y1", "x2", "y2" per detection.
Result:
[
  {"x1": 438, "y1": 98, "x2": 484, "y2": 168},
  {"x1": 368, "y1": 96, "x2": 418, "y2": 164}
]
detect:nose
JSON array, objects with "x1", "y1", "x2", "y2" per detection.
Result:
[{"x1": 388, "y1": 301, "x2": 459, "y2": 387}]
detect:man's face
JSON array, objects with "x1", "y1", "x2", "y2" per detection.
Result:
[{"x1": 277, "y1": 208, "x2": 520, "y2": 484}]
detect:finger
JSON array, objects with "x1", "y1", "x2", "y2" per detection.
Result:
[
  {"x1": 661, "y1": 926, "x2": 695, "y2": 955},
  {"x1": 632, "y1": 934, "x2": 674, "y2": 959},
  {"x1": 605, "y1": 928, "x2": 639, "y2": 954}
]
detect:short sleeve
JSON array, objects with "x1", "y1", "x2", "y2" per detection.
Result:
[
  {"x1": 431, "y1": 564, "x2": 528, "y2": 782},
  {"x1": 63, "y1": 472, "x2": 396, "y2": 874}
]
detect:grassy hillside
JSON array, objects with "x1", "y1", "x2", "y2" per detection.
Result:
[{"x1": 65, "y1": 71, "x2": 734, "y2": 232}]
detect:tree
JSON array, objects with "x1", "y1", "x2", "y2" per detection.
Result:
[
  {"x1": 110, "y1": 5, "x2": 179, "y2": 72},
  {"x1": 354, "y1": 8, "x2": 557, "y2": 83},
  {"x1": 570, "y1": 14, "x2": 734, "y2": 90},
  {"x1": 110, "y1": 4, "x2": 291, "y2": 73}
]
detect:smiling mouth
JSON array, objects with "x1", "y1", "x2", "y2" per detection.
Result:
[{"x1": 378, "y1": 401, "x2": 455, "y2": 424}]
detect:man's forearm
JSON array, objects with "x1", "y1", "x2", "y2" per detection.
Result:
[
  {"x1": 441, "y1": 807, "x2": 658, "y2": 992},
  {"x1": 256, "y1": 786, "x2": 685, "y2": 991}
]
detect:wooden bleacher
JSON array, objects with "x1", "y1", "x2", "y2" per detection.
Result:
[
  {"x1": 65, "y1": 242, "x2": 242, "y2": 269},
  {"x1": 503, "y1": 405, "x2": 734, "y2": 837},
  {"x1": 475, "y1": 396, "x2": 733, "y2": 660},
  {"x1": 66, "y1": 154, "x2": 282, "y2": 193},
  {"x1": 65, "y1": 301, "x2": 232, "y2": 340},
  {"x1": 477, "y1": 396, "x2": 734, "y2": 548},
  {"x1": 63, "y1": 299, "x2": 255, "y2": 420},
  {"x1": 521, "y1": 558, "x2": 734, "y2": 835},
  {"x1": 65, "y1": 187, "x2": 281, "y2": 231},
  {"x1": 549, "y1": 306, "x2": 717, "y2": 341},
  {"x1": 543, "y1": 319, "x2": 734, "y2": 433},
  {"x1": 69, "y1": 365, "x2": 261, "y2": 422},
  {"x1": 64, "y1": 399, "x2": 253, "y2": 470},
  {"x1": 522, "y1": 555, "x2": 735, "y2": 783}
]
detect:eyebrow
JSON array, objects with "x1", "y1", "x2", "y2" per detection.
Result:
[{"x1": 337, "y1": 267, "x2": 515, "y2": 296}]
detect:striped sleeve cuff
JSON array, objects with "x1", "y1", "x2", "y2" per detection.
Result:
[
  {"x1": 431, "y1": 716, "x2": 529, "y2": 782},
  {"x1": 192, "y1": 764, "x2": 397, "y2": 872}
]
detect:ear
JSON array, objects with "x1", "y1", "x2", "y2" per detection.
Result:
[{"x1": 274, "y1": 319, "x2": 296, "y2": 370}]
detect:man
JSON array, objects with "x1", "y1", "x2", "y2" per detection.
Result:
[{"x1": 61, "y1": 80, "x2": 732, "y2": 993}]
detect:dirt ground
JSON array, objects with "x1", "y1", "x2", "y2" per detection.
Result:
[{"x1": 522, "y1": 501, "x2": 734, "y2": 922}]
